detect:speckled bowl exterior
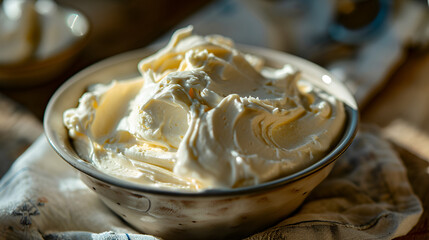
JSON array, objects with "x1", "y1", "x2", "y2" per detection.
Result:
[
  {"x1": 80, "y1": 162, "x2": 334, "y2": 239},
  {"x1": 44, "y1": 45, "x2": 358, "y2": 240}
]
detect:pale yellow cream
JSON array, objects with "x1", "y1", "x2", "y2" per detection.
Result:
[{"x1": 64, "y1": 26, "x2": 345, "y2": 191}]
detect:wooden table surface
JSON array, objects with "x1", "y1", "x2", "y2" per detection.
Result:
[{"x1": 0, "y1": 1, "x2": 428, "y2": 239}]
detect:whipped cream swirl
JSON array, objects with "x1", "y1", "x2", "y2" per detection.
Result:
[{"x1": 64, "y1": 26, "x2": 345, "y2": 191}]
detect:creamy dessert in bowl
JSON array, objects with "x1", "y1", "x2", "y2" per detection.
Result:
[{"x1": 44, "y1": 26, "x2": 358, "y2": 239}]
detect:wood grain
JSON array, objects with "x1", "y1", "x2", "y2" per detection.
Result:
[{"x1": 362, "y1": 50, "x2": 429, "y2": 134}]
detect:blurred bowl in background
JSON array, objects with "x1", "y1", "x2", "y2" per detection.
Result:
[{"x1": 0, "y1": 0, "x2": 90, "y2": 87}]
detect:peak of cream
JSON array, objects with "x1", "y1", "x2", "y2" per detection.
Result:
[{"x1": 63, "y1": 26, "x2": 345, "y2": 191}]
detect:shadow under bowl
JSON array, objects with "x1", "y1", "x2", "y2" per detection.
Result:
[{"x1": 44, "y1": 45, "x2": 358, "y2": 240}]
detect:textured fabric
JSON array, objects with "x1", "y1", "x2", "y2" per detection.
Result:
[
  {"x1": 0, "y1": 128, "x2": 422, "y2": 239},
  {"x1": 247, "y1": 127, "x2": 422, "y2": 240},
  {"x1": 0, "y1": 135, "x2": 143, "y2": 239}
]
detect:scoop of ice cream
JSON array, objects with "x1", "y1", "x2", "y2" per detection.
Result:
[{"x1": 63, "y1": 26, "x2": 345, "y2": 191}]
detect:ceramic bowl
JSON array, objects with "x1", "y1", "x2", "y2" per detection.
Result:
[
  {"x1": 44, "y1": 45, "x2": 358, "y2": 240},
  {"x1": 0, "y1": 3, "x2": 90, "y2": 87}
]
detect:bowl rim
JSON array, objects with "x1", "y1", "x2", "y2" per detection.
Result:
[{"x1": 44, "y1": 44, "x2": 359, "y2": 197}]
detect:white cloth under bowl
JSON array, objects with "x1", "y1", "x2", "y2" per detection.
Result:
[{"x1": 0, "y1": 127, "x2": 422, "y2": 239}]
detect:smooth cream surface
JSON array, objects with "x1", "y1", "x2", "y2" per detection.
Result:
[{"x1": 64, "y1": 26, "x2": 345, "y2": 191}]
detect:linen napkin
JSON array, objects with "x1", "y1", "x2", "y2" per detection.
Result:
[
  {"x1": 0, "y1": 133, "x2": 153, "y2": 240},
  {"x1": 0, "y1": 127, "x2": 422, "y2": 239}
]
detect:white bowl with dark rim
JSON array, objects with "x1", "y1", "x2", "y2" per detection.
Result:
[{"x1": 44, "y1": 45, "x2": 358, "y2": 240}]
